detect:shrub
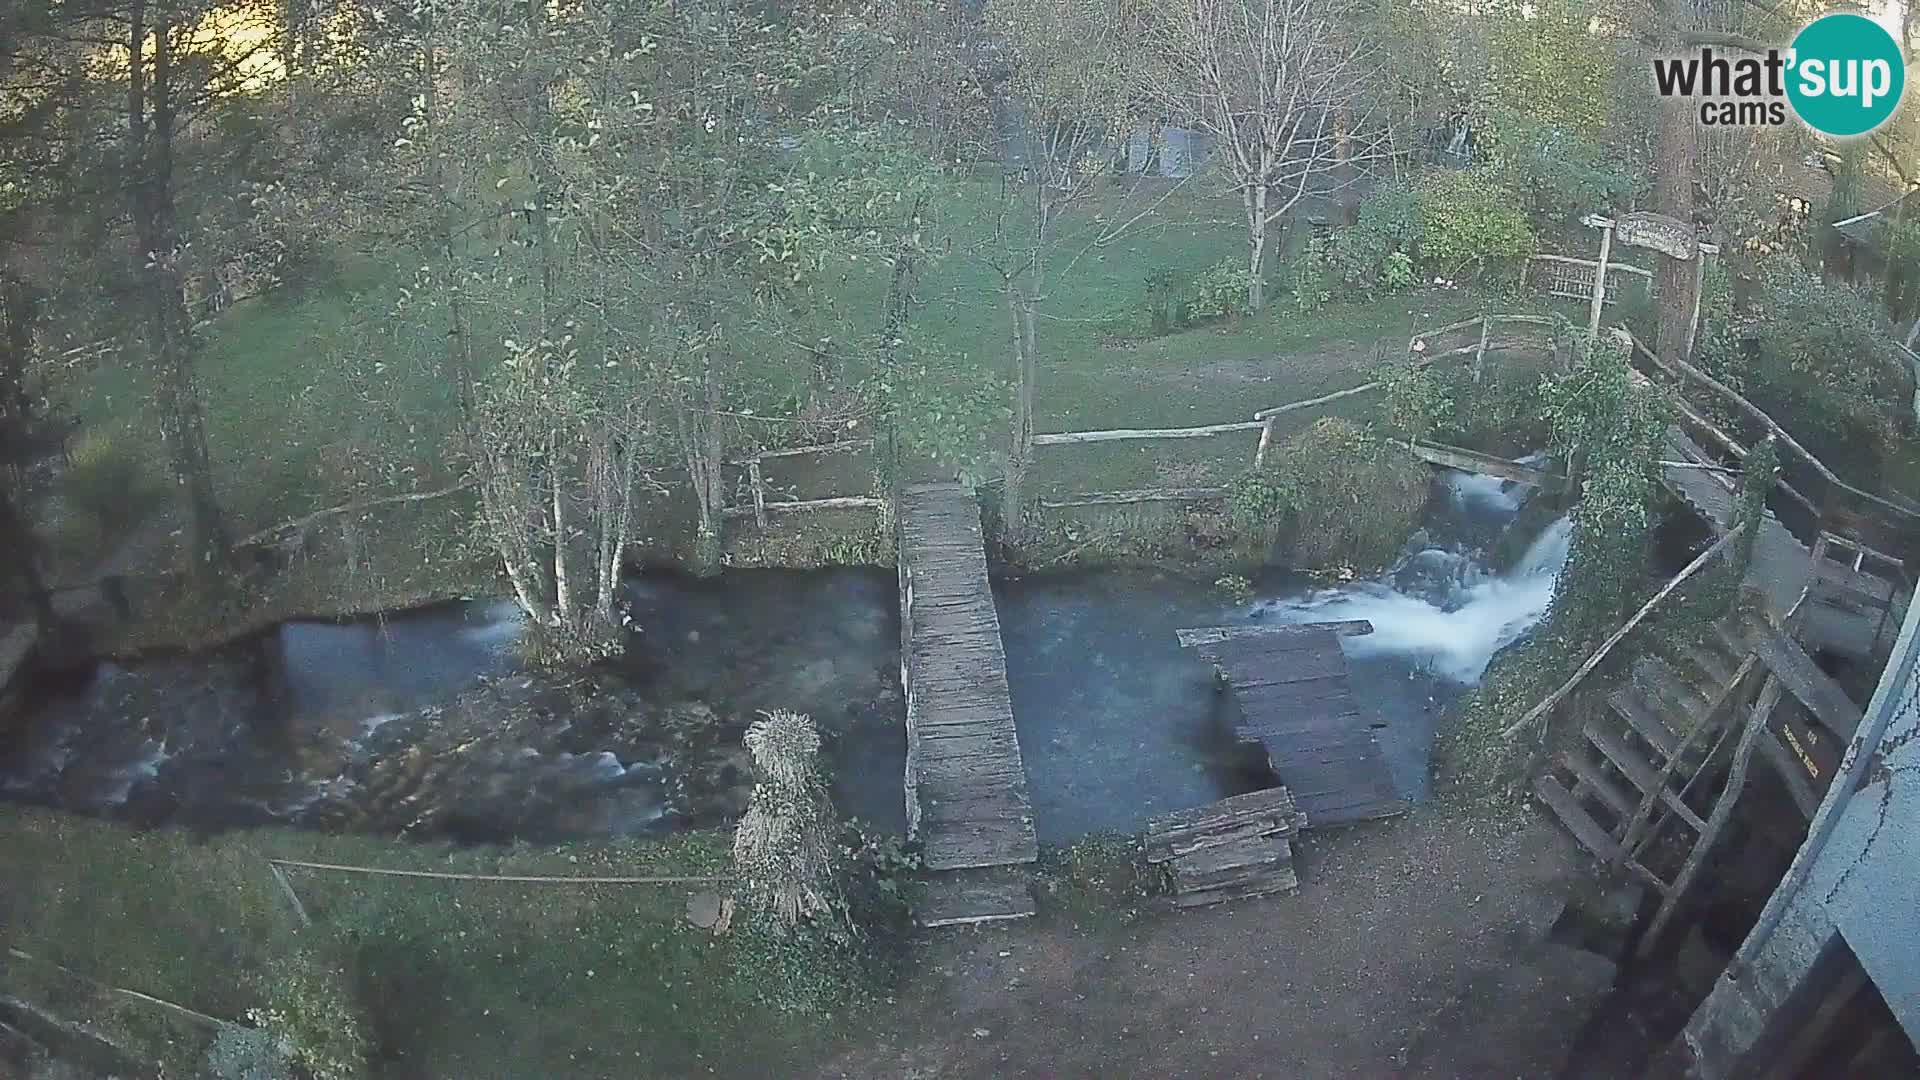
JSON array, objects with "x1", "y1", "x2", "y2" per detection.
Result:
[
  {"x1": 1696, "y1": 255, "x2": 1907, "y2": 486},
  {"x1": 1229, "y1": 417, "x2": 1429, "y2": 571},
  {"x1": 1376, "y1": 348, "x2": 1455, "y2": 441},
  {"x1": 1412, "y1": 169, "x2": 1535, "y2": 279},
  {"x1": 1542, "y1": 334, "x2": 1671, "y2": 635},
  {"x1": 1485, "y1": 123, "x2": 1641, "y2": 223},
  {"x1": 1189, "y1": 257, "x2": 1257, "y2": 320},
  {"x1": 1329, "y1": 183, "x2": 1420, "y2": 293},
  {"x1": 62, "y1": 428, "x2": 161, "y2": 546},
  {"x1": 1143, "y1": 266, "x2": 1191, "y2": 336},
  {"x1": 247, "y1": 949, "x2": 370, "y2": 1080},
  {"x1": 1283, "y1": 243, "x2": 1333, "y2": 314}
]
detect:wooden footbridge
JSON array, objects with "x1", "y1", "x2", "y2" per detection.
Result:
[
  {"x1": 1177, "y1": 621, "x2": 1408, "y2": 826},
  {"x1": 896, "y1": 483, "x2": 1038, "y2": 926}
]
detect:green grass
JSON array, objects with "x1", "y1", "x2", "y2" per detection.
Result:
[
  {"x1": 0, "y1": 808, "x2": 868, "y2": 1078},
  {"x1": 48, "y1": 179, "x2": 1493, "y2": 630}
]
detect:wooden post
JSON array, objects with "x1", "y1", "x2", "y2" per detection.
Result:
[
  {"x1": 1636, "y1": 676, "x2": 1783, "y2": 959},
  {"x1": 1587, "y1": 223, "x2": 1614, "y2": 341},
  {"x1": 1685, "y1": 251, "x2": 1709, "y2": 359},
  {"x1": 1254, "y1": 416, "x2": 1277, "y2": 469},
  {"x1": 748, "y1": 459, "x2": 767, "y2": 528},
  {"x1": 1472, "y1": 316, "x2": 1493, "y2": 384}
]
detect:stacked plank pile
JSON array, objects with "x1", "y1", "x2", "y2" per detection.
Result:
[{"x1": 1143, "y1": 787, "x2": 1306, "y2": 908}]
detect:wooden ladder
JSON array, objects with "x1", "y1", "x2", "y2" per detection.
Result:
[{"x1": 1533, "y1": 615, "x2": 1759, "y2": 897}]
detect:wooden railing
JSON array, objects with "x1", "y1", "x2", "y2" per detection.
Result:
[
  {"x1": 1027, "y1": 313, "x2": 1562, "y2": 510},
  {"x1": 1625, "y1": 333, "x2": 1920, "y2": 548},
  {"x1": 726, "y1": 438, "x2": 882, "y2": 527}
]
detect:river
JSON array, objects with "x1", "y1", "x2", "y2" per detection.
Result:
[{"x1": 0, "y1": 468, "x2": 1569, "y2": 844}]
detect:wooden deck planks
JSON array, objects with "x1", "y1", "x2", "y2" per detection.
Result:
[
  {"x1": 1659, "y1": 427, "x2": 1813, "y2": 622},
  {"x1": 1183, "y1": 628, "x2": 1408, "y2": 827},
  {"x1": 1145, "y1": 789, "x2": 1303, "y2": 907},
  {"x1": 898, "y1": 483, "x2": 1038, "y2": 874}
]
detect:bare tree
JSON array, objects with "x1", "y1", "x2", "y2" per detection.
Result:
[{"x1": 1151, "y1": 0, "x2": 1382, "y2": 311}]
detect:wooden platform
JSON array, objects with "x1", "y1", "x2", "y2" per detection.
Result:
[
  {"x1": 897, "y1": 483, "x2": 1037, "y2": 875},
  {"x1": 1659, "y1": 427, "x2": 1813, "y2": 621},
  {"x1": 916, "y1": 866, "x2": 1038, "y2": 928},
  {"x1": 1144, "y1": 787, "x2": 1304, "y2": 908},
  {"x1": 1178, "y1": 623, "x2": 1408, "y2": 827}
]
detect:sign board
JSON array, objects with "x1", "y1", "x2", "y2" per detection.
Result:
[
  {"x1": 1768, "y1": 699, "x2": 1842, "y2": 798},
  {"x1": 1615, "y1": 212, "x2": 1697, "y2": 261}
]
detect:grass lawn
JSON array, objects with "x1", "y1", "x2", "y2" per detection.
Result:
[
  {"x1": 45, "y1": 175, "x2": 1498, "y2": 631},
  {"x1": 0, "y1": 808, "x2": 859, "y2": 1078}
]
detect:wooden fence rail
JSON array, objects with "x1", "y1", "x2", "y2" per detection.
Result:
[{"x1": 1629, "y1": 335, "x2": 1920, "y2": 529}]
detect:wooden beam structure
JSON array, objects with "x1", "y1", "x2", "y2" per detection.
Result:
[
  {"x1": 719, "y1": 495, "x2": 885, "y2": 521},
  {"x1": 1031, "y1": 420, "x2": 1264, "y2": 446},
  {"x1": 1405, "y1": 440, "x2": 1560, "y2": 487},
  {"x1": 1038, "y1": 487, "x2": 1225, "y2": 509},
  {"x1": 1174, "y1": 620, "x2": 1374, "y2": 647}
]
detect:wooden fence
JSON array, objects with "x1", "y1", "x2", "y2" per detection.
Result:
[
  {"x1": 721, "y1": 438, "x2": 885, "y2": 527},
  {"x1": 1626, "y1": 333, "x2": 1920, "y2": 552},
  {"x1": 1027, "y1": 313, "x2": 1561, "y2": 509},
  {"x1": 1528, "y1": 253, "x2": 1654, "y2": 304}
]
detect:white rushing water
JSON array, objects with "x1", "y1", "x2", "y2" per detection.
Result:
[{"x1": 1254, "y1": 515, "x2": 1573, "y2": 685}]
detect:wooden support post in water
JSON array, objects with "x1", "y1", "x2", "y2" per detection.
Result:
[
  {"x1": 1588, "y1": 223, "x2": 1614, "y2": 341},
  {"x1": 1473, "y1": 316, "x2": 1493, "y2": 383},
  {"x1": 747, "y1": 459, "x2": 767, "y2": 528}
]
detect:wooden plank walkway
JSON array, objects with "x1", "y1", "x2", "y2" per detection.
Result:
[
  {"x1": 1659, "y1": 426, "x2": 1813, "y2": 621},
  {"x1": 1180, "y1": 624, "x2": 1408, "y2": 827},
  {"x1": 897, "y1": 483, "x2": 1037, "y2": 874}
]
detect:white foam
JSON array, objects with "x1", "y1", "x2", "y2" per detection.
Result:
[{"x1": 1254, "y1": 517, "x2": 1572, "y2": 685}]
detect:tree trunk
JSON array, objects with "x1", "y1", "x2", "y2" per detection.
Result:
[
  {"x1": 1244, "y1": 185, "x2": 1268, "y2": 312},
  {"x1": 550, "y1": 436, "x2": 574, "y2": 627},
  {"x1": 1002, "y1": 282, "x2": 1037, "y2": 544},
  {"x1": 1248, "y1": 222, "x2": 1269, "y2": 314},
  {"x1": 1652, "y1": 12, "x2": 1699, "y2": 362},
  {"x1": 127, "y1": 1, "x2": 231, "y2": 597},
  {"x1": 0, "y1": 280, "x2": 54, "y2": 625},
  {"x1": 681, "y1": 363, "x2": 725, "y2": 574}
]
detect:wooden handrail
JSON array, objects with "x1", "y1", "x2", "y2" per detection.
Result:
[
  {"x1": 1502, "y1": 524, "x2": 1745, "y2": 738},
  {"x1": 1629, "y1": 335, "x2": 1920, "y2": 525}
]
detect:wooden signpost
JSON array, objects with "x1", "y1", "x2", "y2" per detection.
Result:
[{"x1": 1580, "y1": 212, "x2": 1719, "y2": 357}]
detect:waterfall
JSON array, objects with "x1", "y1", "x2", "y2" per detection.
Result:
[{"x1": 1253, "y1": 516, "x2": 1573, "y2": 685}]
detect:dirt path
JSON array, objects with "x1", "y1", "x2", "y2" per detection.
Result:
[{"x1": 819, "y1": 804, "x2": 1615, "y2": 1080}]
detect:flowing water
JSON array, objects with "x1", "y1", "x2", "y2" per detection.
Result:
[{"x1": 0, "y1": 469, "x2": 1570, "y2": 844}]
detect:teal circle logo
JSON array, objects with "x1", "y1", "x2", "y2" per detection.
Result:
[{"x1": 1787, "y1": 14, "x2": 1905, "y2": 136}]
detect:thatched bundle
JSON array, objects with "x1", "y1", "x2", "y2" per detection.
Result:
[{"x1": 732, "y1": 710, "x2": 840, "y2": 928}]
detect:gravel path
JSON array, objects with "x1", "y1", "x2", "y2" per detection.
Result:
[{"x1": 819, "y1": 803, "x2": 1617, "y2": 1079}]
